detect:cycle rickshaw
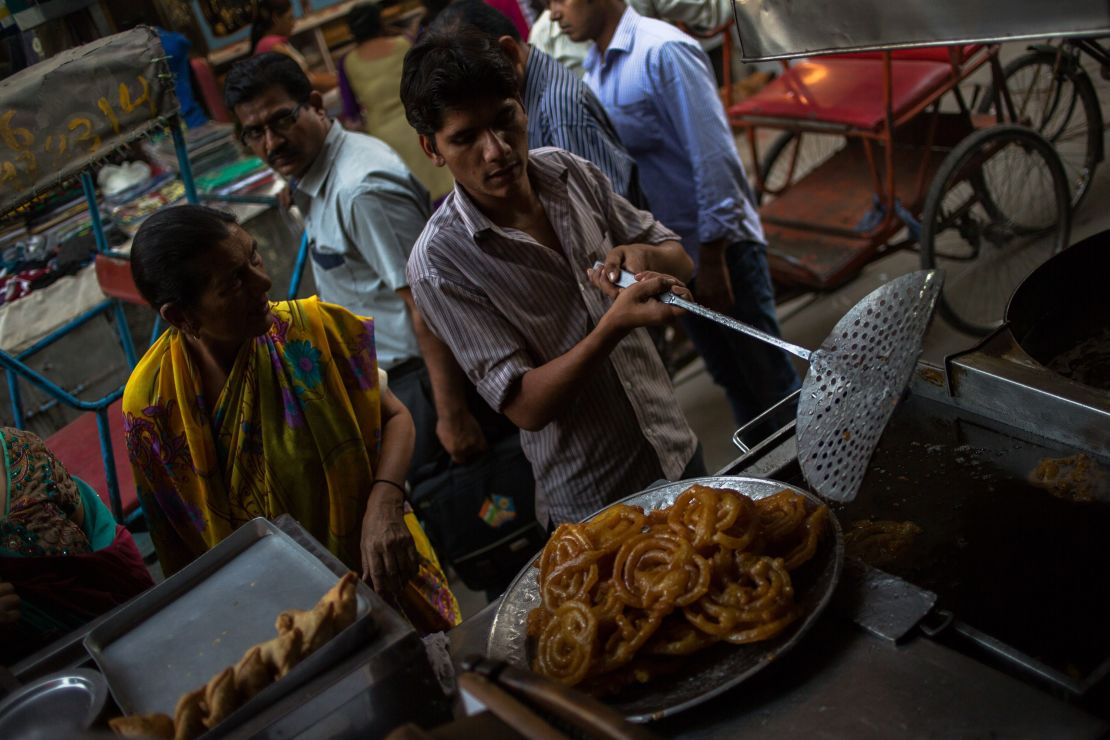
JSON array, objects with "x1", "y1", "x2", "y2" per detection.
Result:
[{"x1": 719, "y1": 1, "x2": 1108, "y2": 335}]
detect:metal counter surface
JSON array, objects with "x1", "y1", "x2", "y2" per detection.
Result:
[
  {"x1": 448, "y1": 406, "x2": 1109, "y2": 738},
  {"x1": 448, "y1": 590, "x2": 1105, "y2": 738}
]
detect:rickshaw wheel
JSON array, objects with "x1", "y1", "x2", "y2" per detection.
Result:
[
  {"x1": 977, "y1": 49, "x2": 1102, "y2": 209},
  {"x1": 921, "y1": 125, "x2": 1071, "y2": 336},
  {"x1": 756, "y1": 132, "x2": 847, "y2": 205}
]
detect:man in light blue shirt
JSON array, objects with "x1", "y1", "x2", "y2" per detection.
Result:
[
  {"x1": 224, "y1": 53, "x2": 495, "y2": 479},
  {"x1": 552, "y1": 0, "x2": 799, "y2": 425}
]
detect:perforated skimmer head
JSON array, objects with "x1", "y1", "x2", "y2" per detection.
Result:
[
  {"x1": 796, "y1": 271, "x2": 943, "y2": 502},
  {"x1": 599, "y1": 263, "x2": 942, "y2": 502}
]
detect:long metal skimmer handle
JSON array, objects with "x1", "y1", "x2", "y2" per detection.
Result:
[{"x1": 596, "y1": 263, "x2": 813, "y2": 361}]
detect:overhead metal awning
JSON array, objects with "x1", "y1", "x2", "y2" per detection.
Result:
[{"x1": 730, "y1": 0, "x2": 1110, "y2": 61}]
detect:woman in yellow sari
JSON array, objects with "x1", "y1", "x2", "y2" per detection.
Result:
[{"x1": 122, "y1": 205, "x2": 458, "y2": 631}]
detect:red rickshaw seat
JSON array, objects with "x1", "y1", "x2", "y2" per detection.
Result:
[
  {"x1": 728, "y1": 58, "x2": 954, "y2": 131},
  {"x1": 45, "y1": 398, "x2": 139, "y2": 519},
  {"x1": 190, "y1": 57, "x2": 232, "y2": 123}
]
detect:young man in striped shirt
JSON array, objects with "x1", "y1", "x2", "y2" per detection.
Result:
[{"x1": 400, "y1": 30, "x2": 706, "y2": 527}]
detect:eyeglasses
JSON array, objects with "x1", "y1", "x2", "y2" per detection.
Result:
[{"x1": 239, "y1": 103, "x2": 305, "y2": 145}]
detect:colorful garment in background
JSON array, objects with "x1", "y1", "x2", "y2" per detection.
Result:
[
  {"x1": 156, "y1": 28, "x2": 209, "y2": 129},
  {"x1": 340, "y1": 37, "x2": 455, "y2": 202},
  {"x1": 483, "y1": 0, "x2": 530, "y2": 39},
  {"x1": 0, "y1": 428, "x2": 153, "y2": 663},
  {"x1": 123, "y1": 298, "x2": 460, "y2": 631},
  {"x1": 254, "y1": 33, "x2": 315, "y2": 75},
  {"x1": 254, "y1": 33, "x2": 290, "y2": 56}
]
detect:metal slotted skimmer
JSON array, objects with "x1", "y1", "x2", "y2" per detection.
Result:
[{"x1": 604, "y1": 265, "x2": 943, "y2": 502}]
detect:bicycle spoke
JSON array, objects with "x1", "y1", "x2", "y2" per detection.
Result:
[{"x1": 926, "y1": 125, "x2": 1068, "y2": 334}]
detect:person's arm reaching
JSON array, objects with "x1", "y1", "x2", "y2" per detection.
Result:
[
  {"x1": 502, "y1": 272, "x2": 690, "y2": 431},
  {"x1": 397, "y1": 287, "x2": 488, "y2": 463},
  {"x1": 571, "y1": 152, "x2": 695, "y2": 286},
  {"x1": 360, "y1": 385, "x2": 419, "y2": 598},
  {"x1": 597, "y1": 240, "x2": 692, "y2": 285},
  {"x1": 410, "y1": 248, "x2": 688, "y2": 435}
]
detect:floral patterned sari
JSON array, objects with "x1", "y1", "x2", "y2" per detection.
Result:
[
  {"x1": 123, "y1": 298, "x2": 459, "y2": 630},
  {"x1": 0, "y1": 427, "x2": 154, "y2": 662}
]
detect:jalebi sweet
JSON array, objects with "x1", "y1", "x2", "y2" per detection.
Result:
[
  {"x1": 528, "y1": 486, "x2": 830, "y2": 690},
  {"x1": 535, "y1": 600, "x2": 598, "y2": 686}
]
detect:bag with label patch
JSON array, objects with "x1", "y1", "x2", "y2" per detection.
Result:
[{"x1": 409, "y1": 432, "x2": 544, "y2": 594}]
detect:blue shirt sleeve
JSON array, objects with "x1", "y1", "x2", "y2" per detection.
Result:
[{"x1": 651, "y1": 41, "x2": 748, "y2": 246}]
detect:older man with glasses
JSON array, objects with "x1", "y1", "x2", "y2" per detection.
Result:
[{"x1": 224, "y1": 52, "x2": 496, "y2": 485}]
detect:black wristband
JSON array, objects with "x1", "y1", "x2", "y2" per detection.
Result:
[{"x1": 372, "y1": 478, "x2": 407, "y2": 496}]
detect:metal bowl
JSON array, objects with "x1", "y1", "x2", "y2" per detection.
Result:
[
  {"x1": 0, "y1": 668, "x2": 109, "y2": 737},
  {"x1": 487, "y1": 476, "x2": 844, "y2": 722}
]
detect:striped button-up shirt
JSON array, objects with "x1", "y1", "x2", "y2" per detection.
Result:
[
  {"x1": 522, "y1": 46, "x2": 646, "y2": 209},
  {"x1": 407, "y1": 148, "x2": 698, "y2": 525},
  {"x1": 583, "y1": 8, "x2": 764, "y2": 267}
]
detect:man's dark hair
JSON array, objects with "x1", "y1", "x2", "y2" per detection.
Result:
[
  {"x1": 224, "y1": 52, "x2": 311, "y2": 112},
  {"x1": 347, "y1": 1, "x2": 383, "y2": 42},
  {"x1": 131, "y1": 205, "x2": 238, "y2": 310},
  {"x1": 401, "y1": 28, "x2": 519, "y2": 144},
  {"x1": 430, "y1": 0, "x2": 521, "y2": 41}
]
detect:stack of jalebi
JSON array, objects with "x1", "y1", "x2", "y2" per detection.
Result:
[{"x1": 528, "y1": 485, "x2": 829, "y2": 690}]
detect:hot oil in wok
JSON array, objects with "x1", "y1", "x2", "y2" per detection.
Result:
[
  {"x1": 1047, "y1": 326, "x2": 1110, "y2": 391},
  {"x1": 787, "y1": 395, "x2": 1110, "y2": 679}
]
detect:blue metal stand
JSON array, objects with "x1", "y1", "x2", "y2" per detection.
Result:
[
  {"x1": 0, "y1": 115, "x2": 200, "y2": 524},
  {"x1": 172, "y1": 123, "x2": 199, "y2": 205},
  {"x1": 288, "y1": 231, "x2": 309, "y2": 301}
]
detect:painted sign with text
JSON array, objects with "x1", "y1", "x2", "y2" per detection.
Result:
[{"x1": 0, "y1": 26, "x2": 179, "y2": 214}]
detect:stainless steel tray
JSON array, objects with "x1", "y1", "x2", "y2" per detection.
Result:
[
  {"x1": 0, "y1": 668, "x2": 107, "y2": 737},
  {"x1": 84, "y1": 517, "x2": 376, "y2": 728},
  {"x1": 488, "y1": 476, "x2": 843, "y2": 722}
]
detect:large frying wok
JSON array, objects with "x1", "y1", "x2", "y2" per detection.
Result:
[{"x1": 1005, "y1": 229, "x2": 1110, "y2": 391}]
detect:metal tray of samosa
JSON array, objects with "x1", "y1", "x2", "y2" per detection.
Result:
[
  {"x1": 84, "y1": 516, "x2": 377, "y2": 729},
  {"x1": 488, "y1": 476, "x2": 843, "y2": 722}
]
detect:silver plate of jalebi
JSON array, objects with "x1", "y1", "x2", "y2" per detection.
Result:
[{"x1": 487, "y1": 476, "x2": 844, "y2": 722}]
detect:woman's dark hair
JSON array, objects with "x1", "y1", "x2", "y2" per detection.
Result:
[
  {"x1": 347, "y1": 1, "x2": 383, "y2": 43},
  {"x1": 400, "y1": 28, "x2": 519, "y2": 145},
  {"x1": 250, "y1": 0, "x2": 293, "y2": 53},
  {"x1": 131, "y1": 205, "x2": 238, "y2": 310},
  {"x1": 224, "y1": 52, "x2": 311, "y2": 112},
  {"x1": 430, "y1": 0, "x2": 520, "y2": 41}
]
